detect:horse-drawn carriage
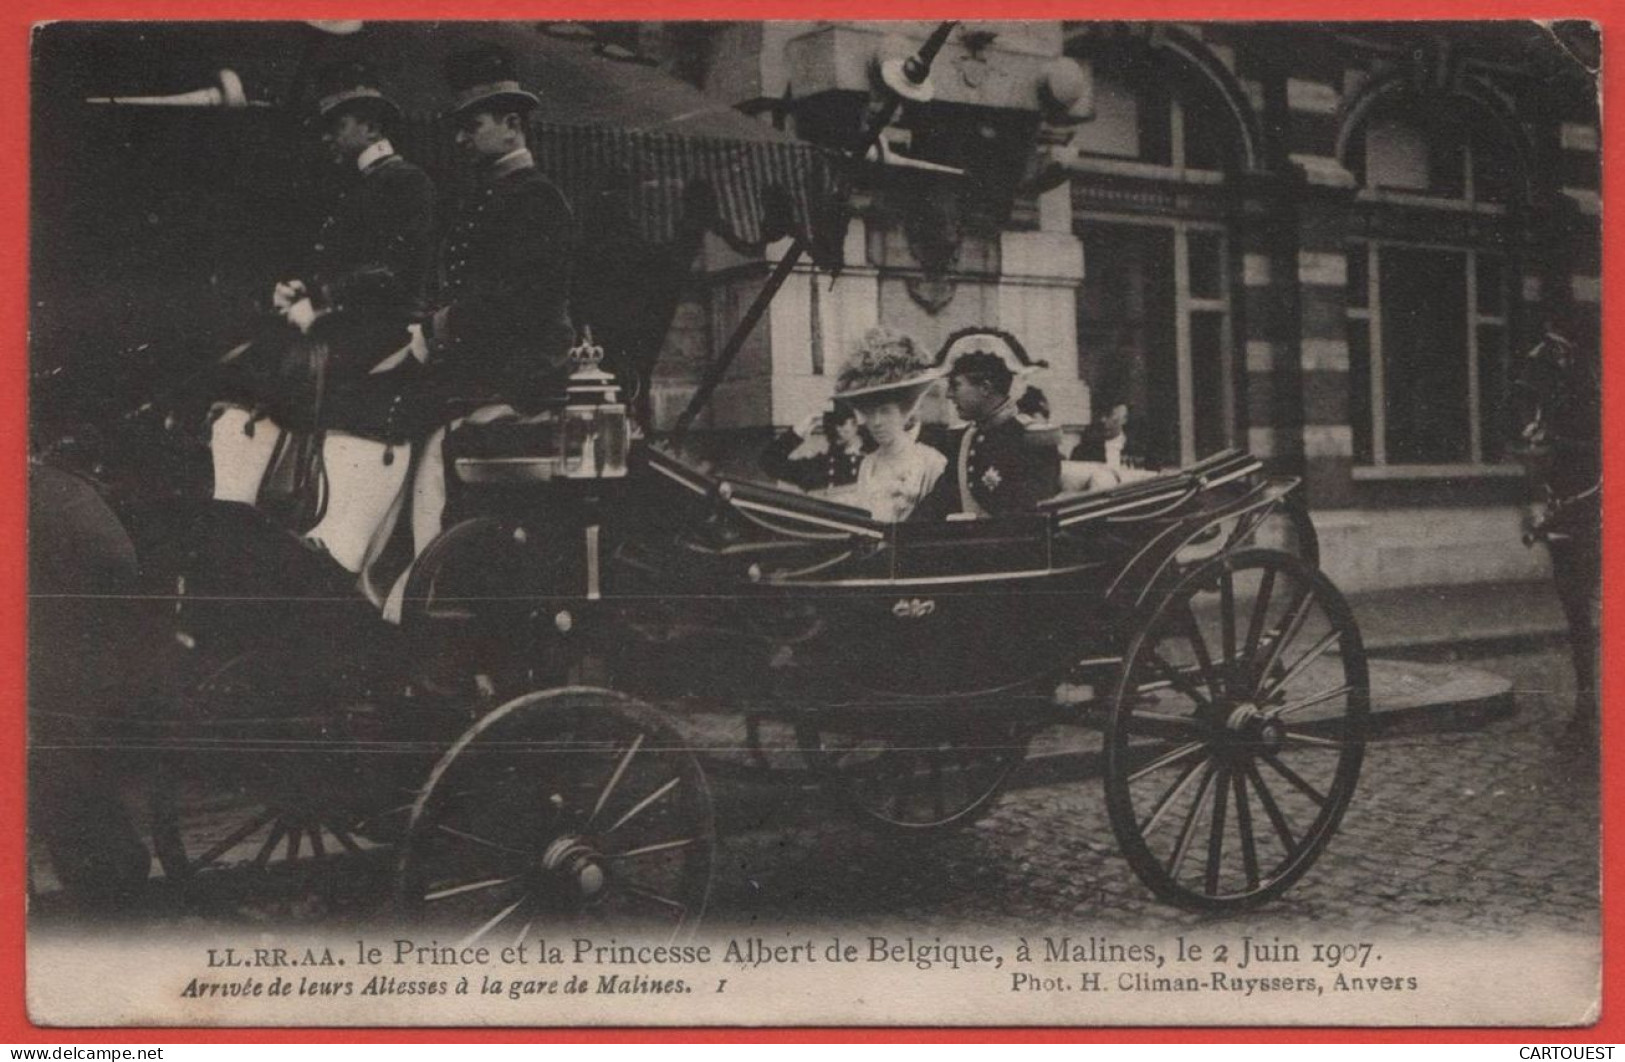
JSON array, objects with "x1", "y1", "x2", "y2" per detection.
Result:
[
  {"x1": 29, "y1": 21, "x2": 1372, "y2": 939},
  {"x1": 32, "y1": 332, "x2": 1367, "y2": 934}
]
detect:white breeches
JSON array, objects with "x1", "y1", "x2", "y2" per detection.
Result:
[
  {"x1": 303, "y1": 433, "x2": 412, "y2": 574},
  {"x1": 209, "y1": 406, "x2": 412, "y2": 578},
  {"x1": 209, "y1": 405, "x2": 283, "y2": 504}
]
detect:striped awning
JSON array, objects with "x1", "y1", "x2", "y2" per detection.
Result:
[
  {"x1": 44, "y1": 20, "x2": 851, "y2": 267},
  {"x1": 361, "y1": 23, "x2": 850, "y2": 265}
]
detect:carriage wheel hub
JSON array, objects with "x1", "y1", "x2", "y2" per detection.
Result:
[
  {"x1": 540, "y1": 836, "x2": 606, "y2": 898},
  {"x1": 1226, "y1": 703, "x2": 1262, "y2": 731},
  {"x1": 1225, "y1": 703, "x2": 1284, "y2": 751}
]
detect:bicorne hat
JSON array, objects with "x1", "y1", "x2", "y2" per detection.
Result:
[
  {"x1": 312, "y1": 60, "x2": 401, "y2": 123},
  {"x1": 444, "y1": 42, "x2": 541, "y2": 117}
]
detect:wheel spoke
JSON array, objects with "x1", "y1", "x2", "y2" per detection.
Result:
[
  {"x1": 605, "y1": 775, "x2": 682, "y2": 835},
  {"x1": 254, "y1": 823, "x2": 287, "y2": 870},
  {"x1": 191, "y1": 807, "x2": 279, "y2": 870},
  {"x1": 1179, "y1": 604, "x2": 1222, "y2": 701},
  {"x1": 1166, "y1": 762, "x2": 1218, "y2": 877},
  {"x1": 1220, "y1": 569, "x2": 1237, "y2": 688},
  {"x1": 1124, "y1": 710, "x2": 1206, "y2": 739},
  {"x1": 1262, "y1": 628, "x2": 1343, "y2": 701},
  {"x1": 621, "y1": 883, "x2": 688, "y2": 914},
  {"x1": 1269, "y1": 684, "x2": 1355, "y2": 720},
  {"x1": 1232, "y1": 769, "x2": 1261, "y2": 890},
  {"x1": 1261, "y1": 752, "x2": 1328, "y2": 807},
  {"x1": 1244, "y1": 762, "x2": 1297, "y2": 855},
  {"x1": 1280, "y1": 731, "x2": 1352, "y2": 751},
  {"x1": 1250, "y1": 585, "x2": 1313, "y2": 698},
  {"x1": 425, "y1": 875, "x2": 516, "y2": 902},
  {"x1": 1241, "y1": 566, "x2": 1277, "y2": 668},
  {"x1": 1138, "y1": 754, "x2": 1209, "y2": 836},
  {"x1": 1145, "y1": 651, "x2": 1213, "y2": 711},
  {"x1": 589, "y1": 734, "x2": 645, "y2": 826},
  {"x1": 460, "y1": 896, "x2": 526, "y2": 948},
  {"x1": 1128, "y1": 741, "x2": 1207, "y2": 784},
  {"x1": 607, "y1": 837, "x2": 699, "y2": 860},
  {"x1": 1203, "y1": 767, "x2": 1231, "y2": 895},
  {"x1": 308, "y1": 827, "x2": 326, "y2": 860},
  {"x1": 437, "y1": 824, "x2": 530, "y2": 856},
  {"x1": 331, "y1": 827, "x2": 366, "y2": 857}
]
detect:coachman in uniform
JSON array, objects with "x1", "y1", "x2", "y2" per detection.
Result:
[
  {"x1": 295, "y1": 60, "x2": 437, "y2": 444},
  {"x1": 422, "y1": 41, "x2": 578, "y2": 406},
  {"x1": 386, "y1": 43, "x2": 579, "y2": 619},
  {"x1": 209, "y1": 61, "x2": 436, "y2": 579}
]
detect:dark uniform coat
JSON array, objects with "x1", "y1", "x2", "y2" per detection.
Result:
[
  {"x1": 917, "y1": 403, "x2": 1061, "y2": 519},
  {"x1": 759, "y1": 430, "x2": 866, "y2": 492},
  {"x1": 303, "y1": 149, "x2": 437, "y2": 441},
  {"x1": 222, "y1": 147, "x2": 435, "y2": 443},
  {"x1": 426, "y1": 148, "x2": 576, "y2": 409},
  {"x1": 307, "y1": 151, "x2": 436, "y2": 369}
]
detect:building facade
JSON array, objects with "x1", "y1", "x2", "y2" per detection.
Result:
[{"x1": 639, "y1": 20, "x2": 1600, "y2": 593}]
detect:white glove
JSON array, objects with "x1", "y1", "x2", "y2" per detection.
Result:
[
  {"x1": 272, "y1": 279, "x2": 307, "y2": 312},
  {"x1": 795, "y1": 412, "x2": 822, "y2": 439},
  {"x1": 285, "y1": 297, "x2": 318, "y2": 334}
]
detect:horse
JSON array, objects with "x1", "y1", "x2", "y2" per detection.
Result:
[{"x1": 1508, "y1": 326, "x2": 1602, "y2": 745}]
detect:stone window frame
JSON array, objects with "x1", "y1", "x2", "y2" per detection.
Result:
[
  {"x1": 1345, "y1": 237, "x2": 1521, "y2": 480},
  {"x1": 1077, "y1": 210, "x2": 1236, "y2": 468}
]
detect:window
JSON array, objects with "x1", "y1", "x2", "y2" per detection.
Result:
[
  {"x1": 1352, "y1": 103, "x2": 1513, "y2": 210},
  {"x1": 1069, "y1": 47, "x2": 1236, "y2": 179},
  {"x1": 1079, "y1": 218, "x2": 1234, "y2": 468},
  {"x1": 1346, "y1": 242, "x2": 1512, "y2": 469}
]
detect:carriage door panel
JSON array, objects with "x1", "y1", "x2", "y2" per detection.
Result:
[{"x1": 834, "y1": 519, "x2": 1073, "y2": 696}]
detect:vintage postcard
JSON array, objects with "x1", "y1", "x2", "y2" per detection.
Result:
[{"x1": 25, "y1": 18, "x2": 1603, "y2": 1027}]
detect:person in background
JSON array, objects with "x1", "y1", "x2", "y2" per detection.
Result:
[
  {"x1": 832, "y1": 329, "x2": 947, "y2": 524},
  {"x1": 1070, "y1": 394, "x2": 1136, "y2": 469},
  {"x1": 759, "y1": 403, "x2": 870, "y2": 493},
  {"x1": 1015, "y1": 385, "x2": 1051, "y2": 426}
]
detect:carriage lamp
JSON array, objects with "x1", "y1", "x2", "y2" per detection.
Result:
[{"x1": 562, "y1": 327, "x2": 630, "y2": 479}]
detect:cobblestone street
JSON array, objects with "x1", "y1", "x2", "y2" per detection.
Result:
[
  {"x1": 702, "y1": 645, "x2": 1599, "y2": 937},
  {"x1": 29, "y1": 645, "x2": 1600, "y2": 943}
]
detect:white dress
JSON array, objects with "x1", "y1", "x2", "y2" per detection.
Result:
[{"x1": 852, "y1": 442, "x2": 947, "y2": 523}]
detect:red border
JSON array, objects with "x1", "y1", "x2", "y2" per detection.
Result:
[{"x1": 4, "y1": 0, "x2": 1619, "y2": 1044}]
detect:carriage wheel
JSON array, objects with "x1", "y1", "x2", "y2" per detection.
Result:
[
  {"x1": 399, "y1": 516, "x2": 560, "y2": 703},
  {"x1": 1105, "y1": 548, "x2": 1367, "y2": 911},
  {"x1": 148, "y1": 654, "x2": 410, "y2": 914},
  {"x1": 395, "y1": 688, "x2": 715, "y2": 940},
  {"x1": 149, "y1": 758, "x2": 402, "y2": 913},
  {"x1": 797, "y1": 714, "x2": 1031, "y2": 835}
]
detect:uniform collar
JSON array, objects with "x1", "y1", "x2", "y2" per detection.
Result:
[
  {"x1": 357, "y1": 139, "x2": 395, "y2": 174},
  {"x1": 487, "y1": 147, "x2": 535, "y2": 181},
  {"x1": 976, "y1": 397, "x2": 1017, "y2": 430}
]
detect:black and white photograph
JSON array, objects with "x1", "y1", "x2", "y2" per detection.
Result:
[{"x1": 25, "y1": 18, "x2": 1603, "y2": 1026}]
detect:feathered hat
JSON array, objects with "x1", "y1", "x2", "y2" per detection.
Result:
[{"x1": 834, "y1": 327, "x2": 943, "y2": 410}]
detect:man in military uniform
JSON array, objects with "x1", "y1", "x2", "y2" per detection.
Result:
[
  {"x1": 270, "y1": 59, "x2": 437, "y2": 442},
  {"x1": 209, "y1": 61, "x2": 436, "y2": 582},
  {"x1": 917, "y1": 351, "x2": 1061, "y2": 519},
  {"x1": 384, "y1": 43, "x2": 578, "y2": 621},
  {"x1": 421, "y1": 41, "x2": 577, "y2": 406}
]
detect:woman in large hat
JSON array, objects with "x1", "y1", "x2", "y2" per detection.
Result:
[{"x1": 833, "y1": 327, "x2": 947, "y2": 523}]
